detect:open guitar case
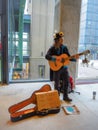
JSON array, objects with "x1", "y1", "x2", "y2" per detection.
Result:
[
  {"x1": 10, "y1": 107, "x2": 60, "y2": 122},
  {"x1": 8, "y1": 84, "x2": 60, "y2": 122}
]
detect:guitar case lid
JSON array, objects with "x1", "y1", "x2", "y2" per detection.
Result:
[{"x1": 35, "y1": 90, "x2": 61, "y2": 111}]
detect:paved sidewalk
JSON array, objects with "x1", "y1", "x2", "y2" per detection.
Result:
[{"x1": 78, "y1": 60, "x2": 98, "y2": 79}]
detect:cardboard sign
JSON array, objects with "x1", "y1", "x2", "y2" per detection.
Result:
[
  {"x1": 62, "y1": 105, "x2": 80, "y2": 115},
  {"x1": 35, "y1": 90, "x2": 60, "y2": 111}
]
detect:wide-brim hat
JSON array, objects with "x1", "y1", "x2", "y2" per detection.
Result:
[{"x1": 53, "y1": 32, "x2": 64, "y2": 40}]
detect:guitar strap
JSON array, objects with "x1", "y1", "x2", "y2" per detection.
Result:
[
  {"x1": 61, "y1": 45, "x2": 65, "y2": 54},
  {"x1": 57, "y1": 44, "x2": 65, "y2": 55},
  {"x1": 61, "y1": 44, "x2": 69, "y2": 56}
]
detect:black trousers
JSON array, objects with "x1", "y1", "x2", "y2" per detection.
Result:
[{"x1": 53, "y1": 68, "x2": 69, "y2": 98}]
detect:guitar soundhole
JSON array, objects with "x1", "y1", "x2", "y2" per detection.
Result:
[
  {"x1": 54, "y1": 62, "x2": 57, "y2": 66},
  {"x1": 61, "y1": 58, "x2": 65, "y2": 63}
]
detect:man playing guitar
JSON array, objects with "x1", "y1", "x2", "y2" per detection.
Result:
[{"x1": 45, "y1": 31, "x2": 79, "y2": 102}]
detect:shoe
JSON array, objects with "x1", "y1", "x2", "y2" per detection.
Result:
[{"x1": 63, "y1": 97, "x2": 72, "y2": 102}]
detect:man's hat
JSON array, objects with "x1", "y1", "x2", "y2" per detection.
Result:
[{"x1": 53, "y1": 32, "x2": 64, "y2": 40}]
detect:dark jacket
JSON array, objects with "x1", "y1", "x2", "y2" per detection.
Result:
[{"x1": 45, "y1": 44, "x2": 70, "y2": 60}]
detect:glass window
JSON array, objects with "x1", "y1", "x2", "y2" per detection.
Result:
[
  {"x1": 95, "y1": 23, "x2": 98, "y2": 29},
  {"x1": 87, "y1": 4, "x2": 94, "y2": 12},
  {"x1": 88, "y1": 0, "x2": 93, "y2": 4},
  {"x1": 94, "y1": 0, "x2": 98, "y2": 5},
  {"x1": 78, "y1": 0, "x2": 98, "y2": 79},
  {"x1": 8, "y1": 0, "x2": 55, "y2": 81}
]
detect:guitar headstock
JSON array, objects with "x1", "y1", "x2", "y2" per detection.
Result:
[{"x1": 82, "y1": 50, "x2": 90, "y2": 55}]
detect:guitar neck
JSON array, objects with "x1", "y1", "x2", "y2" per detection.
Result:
[{"x1": 69, "y1": 52, "x2": 85, "y2": 60}]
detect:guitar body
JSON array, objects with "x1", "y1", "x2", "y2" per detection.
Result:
[{"x1": 49, "y1": 54, "x2": 70, "y2": 71}]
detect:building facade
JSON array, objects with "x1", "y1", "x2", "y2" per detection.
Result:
[{"x1": 79, "y1": 0, "x2": 98, "y2": 60}]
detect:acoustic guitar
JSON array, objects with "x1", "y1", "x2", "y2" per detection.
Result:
[{"x1": 48, "y1": 50, "x2": 90, "y2": 71}]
